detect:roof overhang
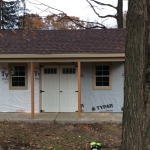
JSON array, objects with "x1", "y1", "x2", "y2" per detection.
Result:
[{"x1": 0, "y1": 53, "x2": 125, "y2": 62}]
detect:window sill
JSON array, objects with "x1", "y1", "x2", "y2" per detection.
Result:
[
  {"x1": 9, "y1": 87, "x2": 28, "y2": 90},
  {"x1": 93, "y1": 86, "x2": 112, "y2": 90}
]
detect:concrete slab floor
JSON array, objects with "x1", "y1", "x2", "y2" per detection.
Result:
[{"x1": 0, "y1": 112, "x2": 123, "y2": 124}]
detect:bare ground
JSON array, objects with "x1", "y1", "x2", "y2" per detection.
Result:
[{"x1": 0, "y1": 121, "x2": 122, "y2": 150}]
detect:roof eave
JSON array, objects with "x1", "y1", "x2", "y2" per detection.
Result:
[{"x1": 0, "y1": 53, "x2": 125, "y2": 59}]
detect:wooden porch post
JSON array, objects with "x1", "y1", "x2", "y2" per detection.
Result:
[
  {"x1": 30, "y1": 62, "x2": 34, "y2": 118},
  {"x1": 78, "y1": 62, "x2": 81, "y2": 118}
]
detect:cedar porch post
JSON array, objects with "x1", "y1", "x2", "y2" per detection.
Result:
[
  {"x1": 30, "y1": 62, "x2": 34, "y2": 118},
  {"x1": 78, "y1": 62, "x2": 81, "y2": 118}
]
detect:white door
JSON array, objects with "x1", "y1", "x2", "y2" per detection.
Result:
[
  {"x1": 60, "y1": 66, "x2": 78, "y2": 112},
  {"x1": 41, "y1": 66, "x2": 59, "y2": 112}
]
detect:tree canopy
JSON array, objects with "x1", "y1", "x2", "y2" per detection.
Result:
[{"x1": 19, "y1": 13, "x2": 96, "y2": 30}]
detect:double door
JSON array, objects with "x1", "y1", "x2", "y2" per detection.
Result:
[{"x1": 41, "y1": 65, "x2": 78, "y2": 112}]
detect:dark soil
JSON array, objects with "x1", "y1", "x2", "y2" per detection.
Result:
[{"x1": 0, "y1": 121, "x2": 122, "y2": 150}]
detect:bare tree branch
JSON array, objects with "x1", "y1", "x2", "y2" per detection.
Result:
[
  {"x1": 90, "y1": 0, "x2": 117, "y2": 9},
  {"x1": 33, "y1": 0, "x2": 64, "y2": 13},
  {"x1": 57, "y1": 14, "x2": 107, "y2": 29},
  {"x1": 86, "y1": 0, "x2": 117, "y2": 19}
]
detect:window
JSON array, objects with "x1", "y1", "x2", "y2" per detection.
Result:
[
  {"x1": 9, "y1": 64, "x2": 28, "y2": 90},
  {"x1": 44, "y1": 68, "x2": 57, "y2": 74},
  {"x1": 93, "y1": 63, "x2": 112, "y2": 90},
  {"x1": 62, "y1": 68, "x2": 75, "y2": 74}
]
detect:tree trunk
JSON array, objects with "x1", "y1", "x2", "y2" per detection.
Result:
[
  {"x1": 142, "y1": 0, "x2": 150, "y2": 149},
  {"x1": 117, "y1": 0, "x2": 123, "y2": 28},
  {"x1": 0, "y1": 0, "x2": 2, "y2": 29},
  {"x1": 121, "y1": 0, "x2": 148, "y2": 150}
]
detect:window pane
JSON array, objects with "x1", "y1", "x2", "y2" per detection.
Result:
[
  {"x1": 103, "y1": 71, "x2": 109, "y2": 75},
  {"x1": 103, "y1": 66, "x2": 109, "y2": 70},
  {"x1": 66, "y1": 68, "x2": 69, "y2": 73},
  {"x1": 96, "y1": 77, "x2": 102, "y2": 82},
  {"x1": 11, "y1": 66, "x2": 19, "y2": 76},
  {"x1": 103, "y1": 82, "x2": 109, "y2": 86},
  {"x1": 19, "y1": 82, "x2": 25, "y2": 86},
  {"x1": 12, "y1": 77, "x2": 18, "y2": 82},
  {"x1": 44, "y1": 68, "x2": 47, "y2": 74},
  {"x1": 13, "y1": 66, "x2": 18, "y2": 70},
  {"x1": 18, "y1": 71, "x2": 25, "y2": 76},
  {"x1": 63, "y1": 68, "x2": 76, "y2": 74},
  {"x1": 12, "y1": 81, "x2": 18, "y2": 86},
  {"x1": 19, "y1": 66, "x2": 25, "y2": 71},
  {"x1": 44, "y1": 68, "x2": 57, "y2": 74},
  {"x1": 96, "y1": 71, "x2": 102, "y2": 75},
  {"x1": 63, "y1": 68, "x2": 65, "y2": 74},
  {"x1": 73, "y1": 68, "x2": 75, "y2": 73},
  {"x1": 54, "y1": 68, "x2": 57, "y2": 74},
  {"x1": 12, "y1": 77, "x2": 25, "y2": 86},
  {"x1": 51, "y1": 68, "x2": 54, "y2": 73},
  {"x1": 96, "y1": 82, "x2": 102, "y2": 86},
  {"x1": 103, "y1": 77, "x2": 109, "y2": 82},
  {"x1": 12, "y1": 71, "x2": 19, "y2": 76},
  {"x1": 48, "y1": 68, "x2": 50, "y2": 74},
  {"x1": 69, "y1": 68, "x2": 72, "y2": 74},
  {"x1": 96, "y1": 66, "x2": 102, "y2": 70},
  {"x1": 19, "y1": 77, "x2": 25, "y2": 82}
]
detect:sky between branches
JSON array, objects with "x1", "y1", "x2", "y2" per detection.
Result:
[{"x1": 26, "y1": 0, "x2": 128, "y2": 27}]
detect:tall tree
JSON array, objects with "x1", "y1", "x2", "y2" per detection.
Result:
[
  {"x1": 1, "y1": 0, "x2": 23, "y2": 29},
  {"x1": 121, "y1": 0, "x2": 149, "y2": 149},
  {"x1": 142, "y1": 0, "x2": 150, "y2": 148}
]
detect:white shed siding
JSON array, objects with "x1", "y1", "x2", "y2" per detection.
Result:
[
  {"x1": 81, "y1": 62, "x2": 124, "y2": 112},
  {"x1": 0, "y1": 63, "x2": 39, "y2": 112},
  {"x1": 0, "y1": 62, "x2": 124, "y2": 113}
]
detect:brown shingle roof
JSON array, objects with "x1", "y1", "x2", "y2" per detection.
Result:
[{"x1": 0, "y1": 29, "x2": 125, "y2": 54}]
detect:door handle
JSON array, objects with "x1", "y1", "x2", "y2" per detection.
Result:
[
  {"x1": 60, "y1": 91, "x2": 62, "y2": 92},
  {"x1": 40, "y1": 90, "x2": 45, "y2": 93}
]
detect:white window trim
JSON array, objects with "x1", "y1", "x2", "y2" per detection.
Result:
[
  {"x1": 9, "y1": 63, "x2": 28, "y2": 90},
  {"x1": 92, "y1": 63, "x2": 112, "y2": 90}
]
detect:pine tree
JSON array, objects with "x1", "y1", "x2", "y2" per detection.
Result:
[{"x1": 1, "y1": 0, "x2": 23, "y2": 29}]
